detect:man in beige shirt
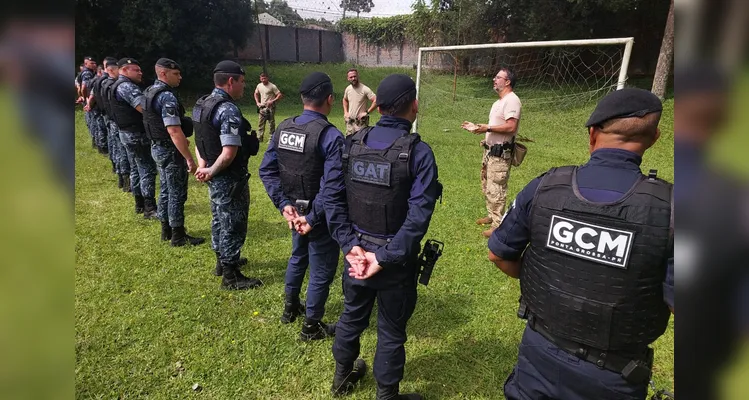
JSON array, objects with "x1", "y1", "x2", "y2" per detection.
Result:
[
  {"x1": 462, "y1": 67, "x2": 522, "y2": 237},
  {"x1": 254, "y1": 72, "x2": 283, "y2": 141},
  {"x1": 342, "y1": 68, "x2": 377, "y2": 135}
]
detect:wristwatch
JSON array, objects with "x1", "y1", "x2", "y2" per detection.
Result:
[{"x1": 486, "y1": 125, "x2": 491, "y2": 133}]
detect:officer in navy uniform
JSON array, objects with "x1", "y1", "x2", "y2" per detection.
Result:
[
  {"x1": 194, "y1": 60, "x2": 261, "y2": 290},
  {"x1": 488, "y1": 88, "x2": 673, "y2": 400},
  {"x1": 330, "y1": 74, "x2": 441, "y2": 400},
  {"x1": 78, "y1": 56, "x2": 97, "y2": 147},
  {"x1": 100, "y1": 57, "x2": 132, "y2": 192},
  {"x1": 143, "y1": 58, "x2": 205, "y2": 247},
  {"x1": 109, "y1": 57, "x2": 159, "y2": 219},
  {"x1": 84, "y1": 57, "x2": 110, "y2": 156},
  {"x1": 259, "y1": 72, "x2": 344, "y2": 340}
]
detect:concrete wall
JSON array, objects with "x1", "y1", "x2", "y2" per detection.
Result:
[
  {"x1": 341, "y1": 32, "x2": 419, "y2": 68},
  {"x1": 235, "y1": 24, "x2": 343, "y2": 63}
]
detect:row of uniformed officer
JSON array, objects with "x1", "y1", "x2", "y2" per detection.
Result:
[{"x1": 488, "y1": 88, "x2": 673, "y2": 400}]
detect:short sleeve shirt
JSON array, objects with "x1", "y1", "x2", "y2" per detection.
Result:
[
  {"x1": 210, "y1": 88, "x2": 243, "y2": 147},
  {"x1": 344, "y1": 84, "x2": 376, "y2": 119},
  {"x1": 255, "y1": 82, "x2": 280, "y2": 105},
  {"x1": 486, "y1": 91, "x2": 521, "y2": 145}
]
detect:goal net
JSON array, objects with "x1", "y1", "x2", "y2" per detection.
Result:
[{"x1": 414, "y1": 38, "x2": 635, "y2": 141}]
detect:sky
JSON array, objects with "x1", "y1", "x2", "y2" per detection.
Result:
[{"x1": 285, "y1": 0, "x2": 416, "y2": 21}]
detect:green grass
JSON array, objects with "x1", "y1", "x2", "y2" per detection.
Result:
[{"x1": 75, "y1": 63, "x2": 674, "y2": 398}]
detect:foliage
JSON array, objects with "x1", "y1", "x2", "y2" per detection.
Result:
[
  {"x1": 302, "y1": 18, "x2": 336, "y2": 30},
  {"x1": 265, "y1": 0, "x2": 304, "y2": 27},
  {"x1": 337, "y1": 15, "x2": 409, "y2": 46},
  {"x1": 340, "y1": 0, "x2": 375, "y2": 17},
  {"x1": 75, "y1": 0, "x2": 254, "y2": 87}
]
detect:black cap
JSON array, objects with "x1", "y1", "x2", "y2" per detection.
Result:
[
  {"x1": 585, "y1": 88, "x2": 663, "y2": 127},
  {"x1": 103, "y1": 57, "x2": 118, "y2": 67},
  {"x1": 213, "y1": 60, "x2": 245, "y2": 75},
  {"x1": 84, "y1": 56, "x2": 94, "y2": 61},
  {"x1": 299, "y1": 72, "x2": 332, "y2": 95},
  {"x1": 376, "y1": 74, "x2": 416, "y2": 107},
  {"x1": 117, "y1": 57, "x2": 140, "y2": 68},
  {"x1": 156, "y1": 58, "x2": 180, "y2": 71}
]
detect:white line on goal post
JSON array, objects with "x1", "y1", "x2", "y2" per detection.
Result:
[{"x1": 413, "y1": 37, "x2": 635, "y2": 133}]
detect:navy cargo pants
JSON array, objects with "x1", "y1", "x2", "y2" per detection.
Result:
[
  {"x1": 504, "y1": 326, "x2": 649, "y2": 400},
  {"x1": 285, "y1": 227, "x2": 339, "y2": 321}
]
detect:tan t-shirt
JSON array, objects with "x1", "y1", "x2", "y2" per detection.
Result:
[
  {"x1": 486, "y1": 91, "x2": 522, "y2": 145},
  {"x1": 256, "y1": 82, "x2": 280, "y2": 105},
  {"x1": 344, "y1": 84, "x2": 376, "y2": 119}
]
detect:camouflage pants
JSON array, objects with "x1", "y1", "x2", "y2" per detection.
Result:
[
  {"x1": 257, "y1": 106, "x2": 275, "y2": 141},
  {"x1": 84, "y1": 110, "x2": 94, "y2": 140},
  {"x1": 120, "y1": 129, "x2": 157, "y2": 198},
  {"x1": 107, "y1": 119, "x2": 130, "y2": 175},
  {"x1": 345, "y1": 115, "x2": 369, "y2": 136},
  {"x1": 151, "y1": 142, "x2": 187, "y2": 228},
  {"x1": 90, "y1": 109, "x2": 108, "y2": 150},
  {"x1": 481, "y1": 150, "x2": 512, "y2": 229},
  {"x1": 208, "y1": 174, "x2": 250, "y2": 264}
]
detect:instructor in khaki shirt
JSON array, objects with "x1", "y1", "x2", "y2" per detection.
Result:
[
  {"x1": 462, "y1": 67, "x2": 521, "y2": 237},
  {"x1": 342, "y1": 68, "x2": 377, "y2": 135},
  {"x1": 254, "y1": 72, "x2": 283, "y2": 142}
]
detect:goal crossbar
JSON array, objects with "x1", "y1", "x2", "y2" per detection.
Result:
[{"x1": 413, "y1": 37, "x2": 635, "y2": 132}]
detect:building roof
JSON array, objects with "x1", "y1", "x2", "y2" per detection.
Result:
[{"x1": 258, "y1": 13, "x2": 284, "y2": 26}]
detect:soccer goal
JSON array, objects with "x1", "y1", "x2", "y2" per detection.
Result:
[{"x1": 413, "y1": 38, "x2": 635, "y2": 136}]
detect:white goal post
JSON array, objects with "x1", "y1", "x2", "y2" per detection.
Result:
[{"x1": 413, "y1": 37, "x2": 635, "y2": 132}]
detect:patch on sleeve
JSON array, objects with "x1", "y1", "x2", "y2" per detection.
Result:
[
  {"x1": 228, "y1": 121, "x2": 240, "y2": 135},
  {"x1": 165, "y1": 105, "x2": 178, "y2": 118}
]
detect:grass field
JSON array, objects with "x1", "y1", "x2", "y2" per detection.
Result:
[{"x1": 75, "y1": 63, "x2": 674, "y2": 399}]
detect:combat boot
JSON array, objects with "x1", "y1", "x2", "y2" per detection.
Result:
[
  {"x1": 134, "y1": 195, "x2": 145, "y2": 214},
  {"x1": 160, "y1": 220, "x2": 172, "y2": 241},
  {"x1": 376, "y1": 383, "x2": 423, "y2": 400},
  {"x1": 476, "y1": 216, "x2": 492, "y2": 225},
  {"x1": 170, "y1": 226, "x2": 205, "y2": 247},
  {"x1": 300, "y1": 318, "x2": 336, "y2": 341},
  {"x1": 117, "y1": 174, "x2": 124, "y2": 189},
  {"x1": 280, "y1": 294, "x2": 305, "y2": 324},
  {"x1": 330, "y1": 359, "x2": 367, "y2": 397},
  {"x1": 221, "y1": 261, "x2": 263, "y2": 290},
  {"x1": 122, "y1": 175, "x2": 131, "y2": 192},
  {"x1": 143, "y1": 197, "x2": 158, "y2": 220},
  {"x1": 213, "y1": 252, "x2": 248, "y2": 276}
]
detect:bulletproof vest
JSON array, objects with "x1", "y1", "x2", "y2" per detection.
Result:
[
  {"x1": 342, "y1": 127, "x2": 419, "y2": 235},
  {"x1": 193, "y1": 94, "x2": 258, "y2": 178},
  {"x1": 274, "y1": 117, "x2": 330, "y2": 202},
  {"x1": 100, "y1": 78, "x2": 115, "y2": 117},
  {"x1": 143, "y1": 84, "x2": 189, "y2": 141},
  {"x1": 91, "y1": 75, "x2": 107, "y2": 112},
  {"x1": 520, "y1": 166, "x2": 672, "y2": 352},
  {"x1": 109, "y1": 79, "x2": 145, "y2": 133}
]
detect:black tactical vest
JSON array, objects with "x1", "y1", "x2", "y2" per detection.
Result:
[
  {"x1": 100, "y1": 77, "x2": 115, "y2": 118},
  {"x1": 342, "y1": 127, "x2": 419, "y2": 235},
  {"x1": 274, "y1": 117, "x2": 330, "y2": 202},
  {"x1": 90, "y1": 75, "x2": 107, "y2": 112},
  {"x1": 520, "y1": 166, "x2": 672, "y2": 352},
  {"x1": 109, "y1": 79, "x2": 145, "y2": 133},
  {"x1": 143, "y1": 84, "x2": 191, "y2": 141},
  {"x1": 193, "y1": 94, "x2": 258, "y2": 178}
]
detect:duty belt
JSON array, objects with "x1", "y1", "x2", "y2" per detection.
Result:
[
  {"x1": 355, "y1": 232, "x2": 391, "y2": 247},
  {"x1": 528, "y1": 316, "x2": 653, "y2": 384}
]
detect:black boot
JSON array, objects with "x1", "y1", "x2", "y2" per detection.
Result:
[
  {"x1": 134, "y1": 195, "x2": 145, "y2": 214},
  {"x1": 160, "y1": 220, "x2": 172, "y2": 241},
  {"x1": 300, "y1": 318, "x2": 336, "y2": 341},
  {"x1": 280, "y1": 294, "x2": 305, "y2": 324},
  {"x1": 331, "y1": 359, "x2": 367, "y2": 397},
  {"x1": 171, "y1": 226, "x2": 205, "y2": 247},
  {"x1": 122, "y1": 175, "x2": 131, "y2": 192},
  {"x1": 117, "y1": 174, "x2": 124, "y2": 189},
  {"x1": 376, "y1": 383, "x2": 423, "y2": 400},
  {"x1": 221, "y1": 261, "x2": 263, "y2": 290},
  {"x1": 215, "y1": 254, "x2": 248, "y2": 276},
  {"x1": 143, "y1": 197, "x2": 158, "y2": 220}
]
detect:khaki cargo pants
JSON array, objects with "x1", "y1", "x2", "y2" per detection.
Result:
[
  {"x1": 345, "y1": 115, "x2": 370, "y2": 136},
  {"x1": 257, "y1": 106, "x2": 275, "y2": 141},
  {"x1": 481, "y1": 149, "x2": 512, "y2": 229}
]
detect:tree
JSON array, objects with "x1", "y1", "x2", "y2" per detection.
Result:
[
  {"x1": 340, "y1": 0, "x2": 374, "y2": 18},
  {"x1": 267, "y1": 0, "x2": 304, "y2": 26},
  {"x1": 651, "y1": 0, "x2": 674, "y2": 100},
  {"x1": 75, "y1": 0, "x2": 255, "y2": 88}
]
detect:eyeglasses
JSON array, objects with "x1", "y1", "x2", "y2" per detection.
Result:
[{"x1": 494, "y1": 75, "x2": 508, "y2": 80}]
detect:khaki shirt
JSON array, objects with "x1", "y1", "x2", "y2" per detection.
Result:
[
  {"x1": 344, "y1": 84, "x2": 375, "y2": 120},
  {"x1": 256, "y1": 82, "x2": 280, "y2": 105},
  {"x1": 486, "y1": 91, "x2": 521, "y2": 145}
]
